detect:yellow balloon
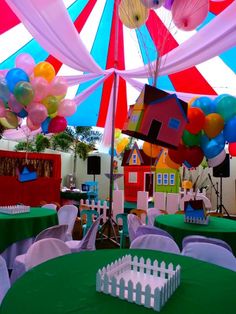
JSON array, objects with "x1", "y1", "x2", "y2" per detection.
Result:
[
  {"x1": 34, "y1": 61, "x2": 56, "y2": 82},
  {"x1": 42, "y1": 95, "x2": 59, "y2": 115},
  {"x1": 119, "y1": 0, "x2": 149, "y2": 29},
  {"x1": 0, "y1": 110, "x2": 18, "y2": 129}
]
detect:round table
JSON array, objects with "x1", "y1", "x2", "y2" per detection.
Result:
[
  {"x1": 1, "y1": 249, "x2": 236, "y2": 314},
  {"x1": 154, "y1": 214, "x2": 236, "y2": 255},
  {"x1": 0, "y1": 207, "x2": 58, "y2": 253}
]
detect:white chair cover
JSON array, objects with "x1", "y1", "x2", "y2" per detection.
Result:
[
  {"x1": 0, "y1": 256, "x2": 10, "y2": 304},
  {"x1": 153, "y1": 192, "x2": 166, "y2": 211},
  {"x1": 25, "y1": 238, "x2": 71, "y2": 271},
  {"x1": 182, "y1": 242, "x2": 236, "y2": 271},
  {"x1": 130, "y1": 234, "x2": 180, "y2": 254},
  {"x1": 135, "y1": 225, "x2": 174, "y2": 240},
  {"x1": 41, "y1": 204, "x2": 57, "y2": 210},
  {"x1": 66, "y1": 216, "x2": 102, "y2": 253},
  {"x1": 166, "y1": 193, "x2": 180, "y2": 214},
  {"x1": 57, "y1": 205, "x2": 78, "y2": 240},
  {"x1": 182, "y1": 235, "x2": 233, "y2": 253},
  {"x1": 127, "y1": 214, "x2": 142, "y2": 243},
  {"x1": 147, "y1": 208, "x2": 162, "y2": 226},
  {"x1": 137, "y1": 191, "x2": 149, "y2": 210},
  {"x1": 10, "y1": 225, "x2": 69, "y2": 284}
]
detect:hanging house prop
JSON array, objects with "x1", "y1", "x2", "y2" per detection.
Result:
[{"x1": 122, "y1": 84, "x2": 188, "y2": 149}]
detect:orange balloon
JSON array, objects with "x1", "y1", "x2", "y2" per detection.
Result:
[
  {"x1": 142, "y1": 141, "x2": 161, "y2": 158},
  {"x1": 203, "y1": 113, "x2": 224, "y2": 138},
  {"x1": 34, "y1": 61, "x2": 56, "y2": 82}
]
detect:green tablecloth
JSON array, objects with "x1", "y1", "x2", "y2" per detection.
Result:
[
  {"x1": 1, "y1": 249, "x2": 236, "y2": 314},
  {"x1": 0, "y1": 207, "x2": 58, "y2": 253},
  {"x1": 155, "y1": 214, "x2": 236, "y2": 255}
]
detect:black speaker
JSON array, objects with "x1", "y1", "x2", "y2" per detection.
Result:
[
  {"x1": 87, "y1": 156, "x2": 101, "y2": 175},
  {"x1": 213, "y1": 154, "x2": 230, "y2": 178}
]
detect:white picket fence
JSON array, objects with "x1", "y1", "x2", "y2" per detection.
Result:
[
  {"x1": 96, "y1": 255, "x2": 181, "y2": 312},
  {"x1": 79, "y1": 199, "x2": 109, "y2": 220}
]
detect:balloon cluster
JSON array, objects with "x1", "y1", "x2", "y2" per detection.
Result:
[
  {"x1": 119, "y1": 0, "x2": 215, "y2": 32},
  {"x1": 168, "y1": 94, "x2": 236, "y2": 169},
  {"x1": 109, "y1": 129, "x2": 129, "y2": 156},
  {"x1": 0, "y1": 53, "x2": 76, "y2": 133}
]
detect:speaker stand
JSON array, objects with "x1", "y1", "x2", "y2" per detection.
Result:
[
  {"x1": 100, "y1": 214, "x2": 120, "y2": 247},
  {"x1": 216, "y1": 177, "x2": 231, "y2": 217}
]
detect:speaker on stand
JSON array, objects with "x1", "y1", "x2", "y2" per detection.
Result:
[
  {"x1": 212, "y1": 154, "x2": 230, "y2": 217},
  {"x1": 87, "y1": 156, "x2": 101, "y2": 181}
]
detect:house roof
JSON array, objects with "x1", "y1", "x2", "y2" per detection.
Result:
[{"x1": 121, "y1": 145, "x2": 158, "y2": 167}]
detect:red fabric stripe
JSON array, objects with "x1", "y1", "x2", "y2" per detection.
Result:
[
  {"x1": 0, "y1": 0, "x2": 20, "y2": 35},
  {"x1": 209, "y1": 0, "x2": 233, "y2": 15},
  {"x1": 46, "y1": 1, "x2": 97, "y2": 74},
  {"x1": 146, "y1": 11, "x2": 217, "y2": 95},
  {"x1": 97, "y1": 1, "x2": 127, "y2": 128}
]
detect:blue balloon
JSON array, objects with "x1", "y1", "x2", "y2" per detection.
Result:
[
  {"x1": 41, "y1": 117, "x2": 51, "y2": 134},
  {"x1": 17, "y1": 108, "x2": 28, "y2": 118},
  {"x1": 192, "y1": 97, "x2": 215, "y2": 115},
  {"x1": 224, "y1": 116, "x2": 236, "y2": 143},
  {"x1": 213, "y1": 94, "x2": 230, "y2": 106},
  {"x1": 200, "y1": 133, "x2": 225, "y2": 159},
  {"x1": 5, "y1": 68, "x2": 29, "y2": 93}
]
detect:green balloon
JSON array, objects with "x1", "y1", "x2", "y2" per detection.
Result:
[
  {"x1": 14, "y1": 81, "x2": 34, "y2": 106},
  {"x1": 182, "y1": 130, "x2": 201, "y2": 147},
  {"x1": 216, "y1": 95, "x2": 236, "y2": 122},
  {"x1": 42, "y1": 95, "x2": 59, "y2": 115}
]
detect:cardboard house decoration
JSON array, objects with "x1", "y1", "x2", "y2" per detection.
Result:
[
  {"x1": 122, "y1": 142, "x2": 180, "y2": 202},
  {"x1": 184, "y1": 199, "x2": 207, "y2": 221},
  {"x1": 122, "y1": 84, "x2": 188, "y2": 149}
]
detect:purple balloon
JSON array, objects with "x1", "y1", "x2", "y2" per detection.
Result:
[{"x1": 164, "y1": 0, "x2": 174, "y2": 10}]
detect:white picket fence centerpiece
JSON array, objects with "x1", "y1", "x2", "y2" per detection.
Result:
[
  {"x1": 0, "y1": 205, "x2": 30, "y2": 214},
  {"x1": 184, "y1": 216, "x2": 210, "y2": 225},
  {"x1": 96, "y1": 254, "x2": 181, "y2": 312}
]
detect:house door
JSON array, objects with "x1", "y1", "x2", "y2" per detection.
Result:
[{"x1": 145, "y1": 173, "x2": 154, "y2": 197}]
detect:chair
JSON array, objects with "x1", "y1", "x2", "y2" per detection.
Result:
[
  {"x1": 127, "y1": 214, "x2": 142, "y2": 243},
  {"x1": 182, "y1": 235, "x2": 233, "y2": 253},
  {"x1": 10, "y1": 224, "x2": 69, "y2": 284},
  {"x1": 135, "y1": 225, "x2": 174, "y2": 240},
  {"x1": 130, "y1": 234, "x2": 180, "y2": 254},
  {"x1": 116, "y1": 213, "x2": 129, "y2": 248},
  {"x1": 130, "y1": 209, "x2": 147, "y2": 224},
  {"x1": 25, "y1": 238, "x2": 71, "y2": 270},
  {"x1": 182, "y1": 242, "x2": 236, "y2": 271},
  {"x1": 41, "y1": 203, "x2": 57, "y2": 210},
  {"x1": 80, "y1": 209, "x2": 100, "y2": 236},
  {"x1": 66, "y1": 216, "x2": 102, "y2": 252},
  {"x1": 166, "y1": 193, "x2": 180, "y2": 214},
  {"x1": 83, "y1": 181, "x2": 98, "y2": 202},
  {"x1": 147, "y1": 207, "x2": 162, "y2": 225},
  {"x1": 57, "y1": 205, "x2": 78, "y2": 240},
  {"x1": 0, "y1": 256, "x2": 10, "y2": 304}
]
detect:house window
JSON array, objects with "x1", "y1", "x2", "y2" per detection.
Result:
[
  {"x1": 168, "y1": 118, "x2": 180, "y2": 130},
  {"x1": 132, "y1": 154, "x2": 137, "y2": 164},
  {"x1": 163, "y1": 173, "x2": 168, "y2": 185},
  {"x1": 157, "y1": 173, "x2": 162, "y2": 185},
  {"x1": 170, "y1": 173, "x2": 175, "y2": 185},
  {"x1": 129, "y1": 172, "x2": 137, "y2": 183}
]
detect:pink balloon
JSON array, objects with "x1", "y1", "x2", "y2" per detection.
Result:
[
  {"x1": 8, "y1": 94, "x2": 24, "y2": 113},
  {"x1": 15, "y1": 53, "x2": 36, "y2": 76},
  {"x1": 171, "y1": 0, "x2": 209, "y2": 31},
  {"x1": 49, "y1": 77, "x2": 68, "y2": 96},
  {"x1": 31, "y1": 77, "x2": 49, "y2": 101},
  {"x1": 48, "y1": 116, "x2": 67, "y2": 133},
  {"x1": 27, "y1": 102, "x2": 48, "y2": 125},
  {"x1": 57, "y1": 99, "x2": 76, "y2": 117},
  {"x1": 26, "y1": 117, "x2": 41, "y2": 131},
  {"x1": 0, "y1": 99, "x2": 6, "y2": 117}
]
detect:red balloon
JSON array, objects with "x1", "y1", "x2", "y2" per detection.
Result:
[
  {"x1": 185, "y1": 146, "x2": 204, "y2": 168},
  {"x1": 48, "y1": 116, "x2": 67, "y2": 133},
  {"x1": 168, "y1": 144, "x2": 186, "y2": 164},
  {"x1": 229, "y1": 142, "x2": 236, "y2": 157},
  {"x1": 185, "y1": 107, "x2": 205, "y2": 134}
]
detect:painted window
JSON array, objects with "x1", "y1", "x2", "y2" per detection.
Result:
[
  {"x1": 168, "y1": 118, "x2": 180, "y2": 129},
  {"x1": 157, "y1": 173, "x2": 162, "y2": 185},
  {"x1": 132, "y1": 154, "x2": 137, "y2": 164},
  {"x1": 170, "y1": 173, "x2": 175, "y2": 185},
  {"x1": 129, "y1": 172, "x2": 137, "y2": 183},
  {"x1": 163, "y1": 173, "x2": 168, "y2": 185}
]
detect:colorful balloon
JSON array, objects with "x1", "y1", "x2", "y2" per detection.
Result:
[
  {"x1": 182, "y1": 130, "x2": 201, "y2": 147},
  {"x1": 42, "y1": 95, "x2": 59, "y2": 115},
  {"x1": 5, "y1": 68, "x2": 29, "y2": 93},
  {"x1": 200, "y1": 133, "x2": 225, "y2": 159},
  {"x1": 15, "y1": 53, "x2": 36, "y2": 76},
  {"x1": 191, "y1": 96, "x2": 215, "y2": 115},
  {"x1": 168, "y1": 144, "x2": 186, "y2": 164},
  {"x1": 0, "y1": 78, "x2": 10, "y2": 102},
  {"x1": 215, "y1": 95, "x2": 236, "y2": 122},
  {"x1": 17, "y1": 108, "x2": 28, "y2": 118},
  {"x1": 0, "y1": 110, "x2": 18, "y2": 129},
  {"x1": 57, "y1": 99, "x2": 76, "y2": 117},
  {"x1": 184, "y1": 146, "x2": 204, "y2": 168},
  {"x1": 224, "y1": 116, "x2": 236, "y2": 143},
  {"x1": 119, "y1": 0, "x2": 149, "y2": 29},
  {"x1": 41, "y1": 117, "x2": 51, "y2": 134},
  {"x1": 163, "y1": 0, "x2": 174, "y2": 10},
  {"x1": 31, "y1": 77, "x2": 49, "y2": 102},
  {"x1": 48, "y1": 116, "x2": 67, "y2": 133},
  {"x1": 27, "y1": 103, "x2": 48, "y2": 125},
  {"x1": 33, "y1": 61, "x2": 56, "y2": 82},
  {"x1": 203, "y1": 113, "x2": 224, "y2": 139},
  {"x1": 14, "y1": 81, "x2": 34, "y2": 106},
  {"x1": 141, "y1": 0, "x2": 164, "y2": 9},
  {"x1": 49, "y1": 77, "x2": 68, "y2": 96},
  {"x1": 185, "y1": 107, "x2": 205, "y2": 134},
  {"x1": 207, "y1": 149, "x2": 226, "y2": 168},
  {"x1": 228, "y1": 142, "x2": 236, "y2": 157},
  {"x1": 142, "y1": 141, "x2": 162, "y2": 158},
  {"x1": 26, "y1": 117, "x2": 40, "y2": 131},
  {"x1": 8, "y1": 94, "x2": 24, "y2": 113}
]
